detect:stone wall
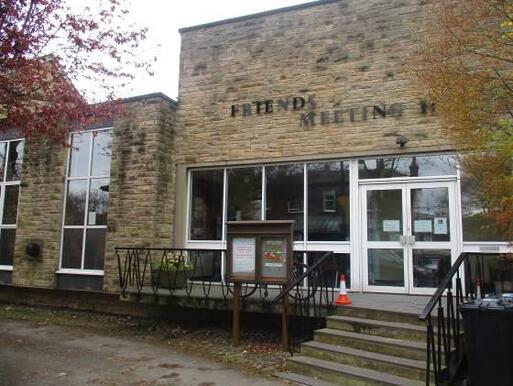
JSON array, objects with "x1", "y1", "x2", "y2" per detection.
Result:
[
  {"x1": 177, "y1": 0, "x2": 448, "y2": 167},
  {"x1": 103, "y1": 95, "x2": 177, "y2": 292},
  {"x1": 11, "y1": 94, "x2": 177, "y2": 291},
  {"x1": 12, "y1": 139, "x2": 67, "y2": 287}
]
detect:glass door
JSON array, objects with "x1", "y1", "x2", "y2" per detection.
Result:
[{"x1": 361, "y1": 181, "x2": 457, "y2": 294}]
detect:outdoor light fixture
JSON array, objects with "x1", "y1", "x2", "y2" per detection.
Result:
[{"x1": 396, "y1": 135, "x2": 408, "y2": 147}]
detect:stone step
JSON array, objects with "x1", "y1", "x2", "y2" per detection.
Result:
[
  {"x1": 301, "y1": 341, "x2": 430, "y2": 383},
  {"x1": 327, "y1": 315, "x2": 426, "y2": 342},
  {"x1": 287, "y1": 356, "x2": 424, "y2": 386},
  {"x1": 334, "y1": 306, "x2": 427, "y2": 326},
  {"x1": 274, "y1": 371, "x2": 336, "y2": 386},
  {"x1": 314, "y1": 328, "x2": 426, "y2": 361}
]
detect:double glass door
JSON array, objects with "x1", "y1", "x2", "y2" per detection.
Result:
[{"x1": 361, "y1": 181, "x2": 457, "y2": 294}]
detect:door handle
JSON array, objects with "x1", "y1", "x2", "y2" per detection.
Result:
[
  {"x1": 408, "y1": 235, "x2": 416, "y2": 246},
  {"x1": 399, "y1": 235, "x2": 407, "y2": 246}
]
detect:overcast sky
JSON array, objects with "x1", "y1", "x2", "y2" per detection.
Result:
[{"x1": 108, "y1": 0, "x2": 312, "y2": 100}]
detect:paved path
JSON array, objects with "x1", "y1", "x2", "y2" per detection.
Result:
[{"x1": 0, "y1": 320, "x2": 286, "y2": 386}]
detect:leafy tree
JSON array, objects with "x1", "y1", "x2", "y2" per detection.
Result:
[
  {"x1": 0, "y1": 0, "x2": 150, "y2": 143},
  {"x1": 415, "y1": 0, "x2": 513, "y2": 241}
]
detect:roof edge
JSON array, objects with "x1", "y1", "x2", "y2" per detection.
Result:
[
  {"x1": 179, "y1": 0, "x2": 340, "y2": 33},
  {"x1": 122, "y1": 92, "x2": 177, "y2": 107}
]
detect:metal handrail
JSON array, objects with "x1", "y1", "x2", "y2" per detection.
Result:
[
  {"x1": 419, "y1": 252, "x2": 468, "y2": 321},
  {"x1": 272, "y1": 251, "x2": 333, "y2": 303}
]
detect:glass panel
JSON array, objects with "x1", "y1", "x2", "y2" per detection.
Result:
[
  {"x1": 0, "y1": 142, "x2": 6, "y2": 180},
  {"x1": 69, "y1": 132, "x2": 91, "y2": 177},
  {"x1": 91, "y1": 130, "x2": 112, "y2": 176},
  {"x1": 61, "y1": 229, "x2": 83, "y2": 269},
  {"x1": 65, "y1": 180, "x2": 88, "y2": 225},
  {"x1": 461, "y1": 172, "x2": 506, "y2": 241},
  {"x1": 0, "y1": 229, "x2": 16, "y2": 266},
  {"x1": 190, "y1": 170, "x2": 223, "y2": 240},
  {"x1": 359, "y1": 155, "x2": 457, "y2": 179},
  {"x1": 2, "y1": 185, "x2": 19, "y2": 224},
  {"x1": 84, "y1": 229, "x2": 105, "y2": 270},
  {"x1": 189, "y1": 250, "x2": 223, "y2": 282},
  {"x1": 411, "y1": 187, "x2": 450, "y2": 242},
  {"x1": 368, "y1": 249, "x2": 404, "y2": 286},
  {"x1": 227, "y1": 167, "x2": 262, "y2": 221},
  {"x1": 308, "y1": 161, "x2": 350, "y2": 241},
  {"x1": 266, "y1": 164, "x2": 304, "y2": 241},
  {"x1": 307, "y1": 252, "x2": 351, "y2": 288},
  {"x1": 367, "y1": 189, "x2": 402, "y2": 241},
  {"x1": 88, "y1": 178, "x2": 109, "y2": 225},
  {"x1": 6, "y1": 140, "x2": 24, "y2": 181},
  {"x1": 413, "y1": 249, "x2": 451, "y2": 288}
]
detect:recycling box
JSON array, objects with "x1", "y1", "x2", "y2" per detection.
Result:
[{"x1": 460, "y1": 298, "x2": 513, "y2": 386}]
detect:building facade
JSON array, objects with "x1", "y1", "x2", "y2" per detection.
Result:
[{"x1": 0, "y1": 0, "x2": 510, "y2": 296}]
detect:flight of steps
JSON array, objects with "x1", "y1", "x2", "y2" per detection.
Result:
[{"x1": 276, "y1": 306, "x2": 435, "y2": 386}]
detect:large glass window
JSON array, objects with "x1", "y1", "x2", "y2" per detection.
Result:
[
  {"x1": 0, "y1": 139, "x2": 23, "y2": 267},
  {"x1": 308, "y1": 161, "x2": 350, "y2": 241},
  {"x1": 266, "y1": 164, "x2": 304, "y2": 241},
  {"x1": 359, "y1": 155, "x2": 457, "y2": 179},
  {"x1": 461, "y1": 170, "x2": 507, "y2": 242},
  {"x1": 190, "y1": 170, "x2": 223, "y2": 240},
  {"x1": 61, "y1": 129, "x2": 112, "y2": 271},
  {"x1": 227, "y1": 167, "x2": 262, "y2": 221}
]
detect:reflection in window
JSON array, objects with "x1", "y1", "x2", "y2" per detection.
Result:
[
  {"x1": 0, "y1": 139, "x2": 24, "y2": 267},
  {"x1": 413, "y1": 250, "x2": 451, "y2": 288},
  {"x1": 461, "y1": 172, "x2": 506, "y2": 241},
  {"x1": 308, "y1": 161, "x2": 350, "y2": 241},
  {"x1": 411, "y1": 187, "x2": 450, "y2": 242},
  {"x1": 368, "y1": 249, "x2": 404, "y2": 287},
  {"x1": 61, "y1": 129, "x2": 112, "y2": 270},
  {"x1": 359, "y1": 155, "x2": 457, "y2": 179},
  {"x1": 227, "y1": 167, "x2": 262, "y2": 221},
  {"x1": 307, "y1": 252, "x2": 351, "y2": 288},
  {"x1": 367, "y1": 190, "x2": 402, "y2": 242},
  {"x1": 266, "y1": 164, "x2": 304, "y2": 241},
  {"x1": 190, "y1": 170, "x2": 223, "y2": 240}
]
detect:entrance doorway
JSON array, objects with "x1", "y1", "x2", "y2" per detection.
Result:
[{"x1": 360, "y1": 181, "x2": 458, "y2": 294}]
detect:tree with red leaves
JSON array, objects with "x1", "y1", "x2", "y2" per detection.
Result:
[{"x1": 0, "y1": 0, "x2": 150, "y2": 143}]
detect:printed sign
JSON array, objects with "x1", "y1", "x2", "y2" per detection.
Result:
[
  {"x1": 414, "y1": 220, "x2": 432, "y2": 233},
  {"x1": 232, "y1": 237, "x2": 256, "y2": 274},
  {"x1": 261, "y1": 238, "x2": 288, "y2": 279},
  {"x1": 383, "y1": 220, "x2": 400, "y2": 233},
  {"x1": 434, "y1": 217, "x2": 448, "y2": 235}
]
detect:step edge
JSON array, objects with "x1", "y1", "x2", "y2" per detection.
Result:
[
  {"x1": 316, "y1": 328, "x2": 425, "y2": 350},
  {"x1": 327, "y1": 315, "x2": 426, "y2": 332}
]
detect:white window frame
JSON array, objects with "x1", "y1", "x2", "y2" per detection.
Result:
[
  {"x1": 0, "y1": 138, "x2": 24, "y2": 270},
  {"x1": 322, "y1": 189, "x2": 336, "y2": 212},
  {"x1": 58, "y1": 128, "x2": 112, "y2": 274}
]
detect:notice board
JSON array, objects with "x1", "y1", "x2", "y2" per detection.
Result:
[{"x1": 226, "y1": 221, "x2": 293, "y2": 285}]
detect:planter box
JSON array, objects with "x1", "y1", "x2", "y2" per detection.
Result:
[{"x1": 153, "y1": 269, "x2": 193, "y2": 289}]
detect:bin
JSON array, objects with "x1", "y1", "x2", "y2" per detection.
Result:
[{"x1": 460, "y1": 297, "x2": 513, "y2": 386}]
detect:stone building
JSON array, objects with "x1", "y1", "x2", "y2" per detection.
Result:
[{"x1": 0, "y1": 0, "x2": 509, "y2": 295}]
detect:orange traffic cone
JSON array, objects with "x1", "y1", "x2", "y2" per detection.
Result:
[
  {"x1": 335, "y1": 274, "x2": 352, "y2": 306},
  {"x1": 476, "y1": 275, "x2": 482, "y2": 301}
]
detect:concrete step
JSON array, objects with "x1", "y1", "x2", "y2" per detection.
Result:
[
  {"x1": 314, "y1": 328, "x2": 426, "y2": 361},
  {"x1": 327, "y1": 315, "x2": 426, "y2": 342},
  {"x1": 301, "y1": 341, "x2": 429, "y2": 383},
  {"x1": 334, "y1": 306, "x2": 426, "y2": 326},
  {"x1": 287, "y1": 356, "x2": 424, "y2": 386},
  {"x1": 274, "y1": 371, "x2": 336, "y2": 386}
]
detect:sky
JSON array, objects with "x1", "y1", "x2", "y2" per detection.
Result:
[{"x1": 104, "y1": 0, "x2": 313, "y2": 100}]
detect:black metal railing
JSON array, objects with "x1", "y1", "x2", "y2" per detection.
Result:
[
  {"x1": 115, "y1": 247, "x2": 342, "y2": 352},
  {"x1": 419, "y1": 252, "x2": 508, "y2": 385},
  {"x1": 273, "y1": 251, "x2": 336, "y2": 352}
]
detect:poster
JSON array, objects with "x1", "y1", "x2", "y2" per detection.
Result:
[
  {"x1": 383, "y1": 220, "x2": 400, "y2": 232},
  {"x1": 434, "y1": 217, "x2": 448, "y2": 235},
  {"x1": 232, "y1": 237, "x2": 255, "y2": 274},
  {"x1": 414, "y1": 219, "x2": 432, "y2": 233},
  {"x1": 261, "y1": 238, "x2": 287, "y2": 279}
]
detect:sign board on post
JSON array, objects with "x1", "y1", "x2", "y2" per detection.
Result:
[
  {"x1": 226, "y1": 221, "x2": 293, "y2": 285},
  {"x1": 226, "y1": 220, "x2": 294, "y2": 350}
]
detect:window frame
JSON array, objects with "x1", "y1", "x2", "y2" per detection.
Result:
[
  {"x1": 58, "y1": 127, "x2": 112, "y2": 274},
  {"x1": 0, "y1": 138, "x2": 24, "y2": 270}
]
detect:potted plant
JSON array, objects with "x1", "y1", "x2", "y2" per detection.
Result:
[{"x1": 152, "y1": 252, "x2": 194, "y2": 289}]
